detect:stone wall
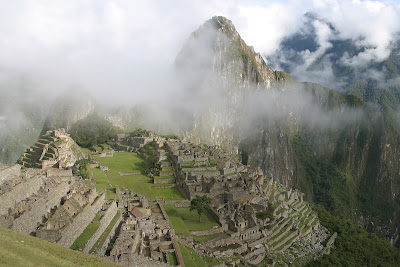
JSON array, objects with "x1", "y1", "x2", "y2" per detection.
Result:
[
  {"x1": 158, "y1": 203, "x2": 175, "y2": 236},
  {"x1": 189, "y1": 171, "x2": 220, "y2": 177},
  {"x1": 154, "y1": 178, "x2": 176, "y2": 184},
  {"x1": 83, "y1": 201, "x2": 118, "y2": 253},
  {"x1": 172, "y1": 236, "x2": 185, "y2": 267},
  {"x1": 163, "y1": 200, "x2": 190, "y2": 207},
  {"x1": 190, "y1": 227, "x2": 223, "y2": 236},
  {"x1": 181, "y1": 166, "x2": 216, "y2": 172},
  {"x1": 159, "y1": 171, "x2": 174, "y2": 177},
  {"x1": 0, "y1": 165, "x2": 21, "y2": 185},
  {"x1": 57, "y1": 193, "x2": 105, "y2": 247},
  {"x1": 0, "y1": 174, "x2": 45, "y2": 215},
  {"x1": 12, "y1": 181, "x2": 70, "y2": 235},
  {"x1": 47, "y1": 169, "x2": 72, "y2": 177},
  {"x1": 117, "y1": 145, "x2": 135, "y2": 152},
  {"x1": 96, "y1": 214, "x2": 122, "y2": 256},
  {"x1": 205, "y1": 236, "x2": 237, "y2": 248}
]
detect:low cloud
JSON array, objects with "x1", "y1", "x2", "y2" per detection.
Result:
[{"x1": 0, "y1": 0, "x2": 396, "y2": 138}]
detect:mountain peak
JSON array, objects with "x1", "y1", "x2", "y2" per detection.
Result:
[
  {"x1": 177, "y1": 16, "x2": 293, "y2": 90},
  {"x1": 191, "y1": 15, "x2": 240, "y2": 41}
]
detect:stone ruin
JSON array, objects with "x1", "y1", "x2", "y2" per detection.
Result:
[
  {"x1": 110, "y1": 134, "x2": 336, "y2": 265},
  {"x1": 17, "y1": 128, "x2": 83, "y2": 170},
  {"x1": 107, "y1": 187, "x2": 177, "y2": 266},
  {"x1": 0, "y1": 131, "x2": 338, "y2": 266},
  {"x1": 143, "y1": 137, "x2": 336, "y2": 265},
  {"x1": 0, "y1": 164, "x2": 115, "y2": 251}
]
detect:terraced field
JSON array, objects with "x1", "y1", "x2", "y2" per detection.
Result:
[{"x1": 93, "y1": 152, "x2": 184, "y2": 201}]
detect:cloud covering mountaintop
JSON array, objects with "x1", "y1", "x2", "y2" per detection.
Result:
[{"x1": 0, "y1": 0, "x2": 399, "y2": 105}]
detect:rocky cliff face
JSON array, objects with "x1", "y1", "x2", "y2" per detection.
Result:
[
  {"x1": 175, "y1": 16, "x2": 293, "y2": 151},
  {"x1": 41, "y1": 91, "x2": 96, "y2": 134},
  {"x1": 177, "y1": 16, "x2": 400, "y2": 245}
]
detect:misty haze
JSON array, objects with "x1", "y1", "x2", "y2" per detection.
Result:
[{"x1": 1, "y1": 1, "x2": 400, "y2": 266}]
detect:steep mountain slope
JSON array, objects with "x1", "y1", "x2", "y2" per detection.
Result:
[
  {"x1": 175, "y1": 16, "x2": 294, "y2": 151},
  {"x1": 177, "y1": 16, "x2": 400, "y2": 246},
  {"x1": 41, "y1": 91, "x2": 96, "y2": 134},
  {"x1": 267, "y1": 12, "x2": 400, "y2": 133}
]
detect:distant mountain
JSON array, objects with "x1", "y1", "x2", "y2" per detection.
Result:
[
  {"x1": 0, "y1": 80, "x2": 49, "y2": 164},
  {"x1": 41, "y1": 91, "x2": 96, "y2": 134},
  {"x1": 267, "y1": 12, "x2": 400, "y2": 133}
]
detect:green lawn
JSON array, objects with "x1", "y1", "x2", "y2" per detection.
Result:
[
  {"x1": 70, "y1": 222, "x2": 100, "y2": 251},
  {"x1": 92, "y1": 168, "x2": 108, "y2": 191},
  {"x1": 93, "y1": 152, "x2": 184, "y2": 201},
  {"x1": 178, "y1": 243, "x2": 208, "y2": 267},
  {"x1": 0, "y1": 225, "x2": 120, "y2": 267},
  {"x1": 164, "y1": 205, "x2": 220, "y2": 236}
]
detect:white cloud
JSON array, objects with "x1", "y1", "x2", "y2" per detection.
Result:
[{"x1": 0, "y1": 0, "x2": 398, "y2": 106}]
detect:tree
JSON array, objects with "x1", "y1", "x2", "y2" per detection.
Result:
[{"x1": 190, "y1": 195, "x2": 211, "y2": 222}]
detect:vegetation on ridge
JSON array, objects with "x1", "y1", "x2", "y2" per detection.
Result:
[
  {"x1": 69, "y1": 114, "x2": 121, "y2": 148},
  {"x1": 309, "y1": 205, "x2": 400, "y2": 266}
]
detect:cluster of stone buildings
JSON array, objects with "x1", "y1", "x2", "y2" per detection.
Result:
[
  {"x1": 108, "y1": 187, "x2": 179, "y2": 266},
  {"x1": 120, "y1": 136, "x2": 334, "y2": 265},
  {"x1": 0, "y1": 164, "x2": 114, "y2": 248},
  {"x1": 0, "y1": 129, "x2": 336, "y2": 266}
]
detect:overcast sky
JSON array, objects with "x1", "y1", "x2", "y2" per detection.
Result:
[{"x1": 0, "y1": 0, "x2": 399, "y2": 104}]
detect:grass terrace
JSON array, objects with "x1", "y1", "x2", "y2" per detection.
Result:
[
  {"x1": 93, "y1": 152, "x2": 184, "y2": 201},
  {"x1": 164, "y1": 205, "x2": 220, "y2": 236},
  {"x1": 89, "y1": 212, "x2": 121, "y2": 254},
  {"x1": 178, "y1": 242, "x2": 208, "y2": 267},
  {"x1": 70, "y1": 222, "x2": 100, "y2": 251},
  {"x1": 168, "y1": 252, "x2": 178, "y2": 266}
]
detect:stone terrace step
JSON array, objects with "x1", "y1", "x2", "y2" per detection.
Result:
[
  {"x1": 269, "y1": 220, "x2": 293, "y2": 242},
  {"x1": 270, "y1": 217, "x2": 291, "y2": 235},
  {"x1": 275, "y1": 232, "x2": 300, "y2": 253},
  {"x1": 272, "y1": 228, "x2": 298, "y2": 250}
]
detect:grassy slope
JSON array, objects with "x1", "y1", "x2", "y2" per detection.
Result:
[
  {"x1": 0, "y1": 225, "x2": 120, "y2": 267},
  {"x1": 93, "y1": 152, "x2": 184, "y2": 200}
]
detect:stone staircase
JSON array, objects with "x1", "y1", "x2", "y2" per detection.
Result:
[{"x1": 18, "y1": 134, "x2": 57, "y2": 168}]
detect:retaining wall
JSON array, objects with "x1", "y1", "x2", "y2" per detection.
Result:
[
  {"x1": 0, "y1": 165, "x2": 21, "y2": 185},
  {"x1": 84, "y1": 201, "x2": 118, "y2": 253},
  {"x1": 47, "y1": 169, "x2": 72, "y2": 177},
  {"x1": 181, "y1": 166, "x2": 216, "y2": 172},
  {"x1": 0, "y1": 175, "x2": 45, "y2": 215},
  {"x1": 95, "y1": 214, "x2": 122, "y2": 256},
  {"x1": 158, "y1": 203, "x2": 175, "y2": 236},
  {"x1": 154, "y1": 178, "x2": 176, "y2": 184},
  {"x1": 189, "y1": 171, "x2": 220, "y2": 177},
  {"x1": 172, "y1": 237, "x2": 185, "y2": 267},
  {"x1": 57, "y1": 193, "x2": 105, "y2": 248},
  {"x1": 12, "y1": 181, "x2": 70, "y2": 235},
  {"x1": 190, "y1": 227, "x2": 223, "y2": 236},
  {"x1": 163, "y1": 200, "x2": 190, "y2": 207}
]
